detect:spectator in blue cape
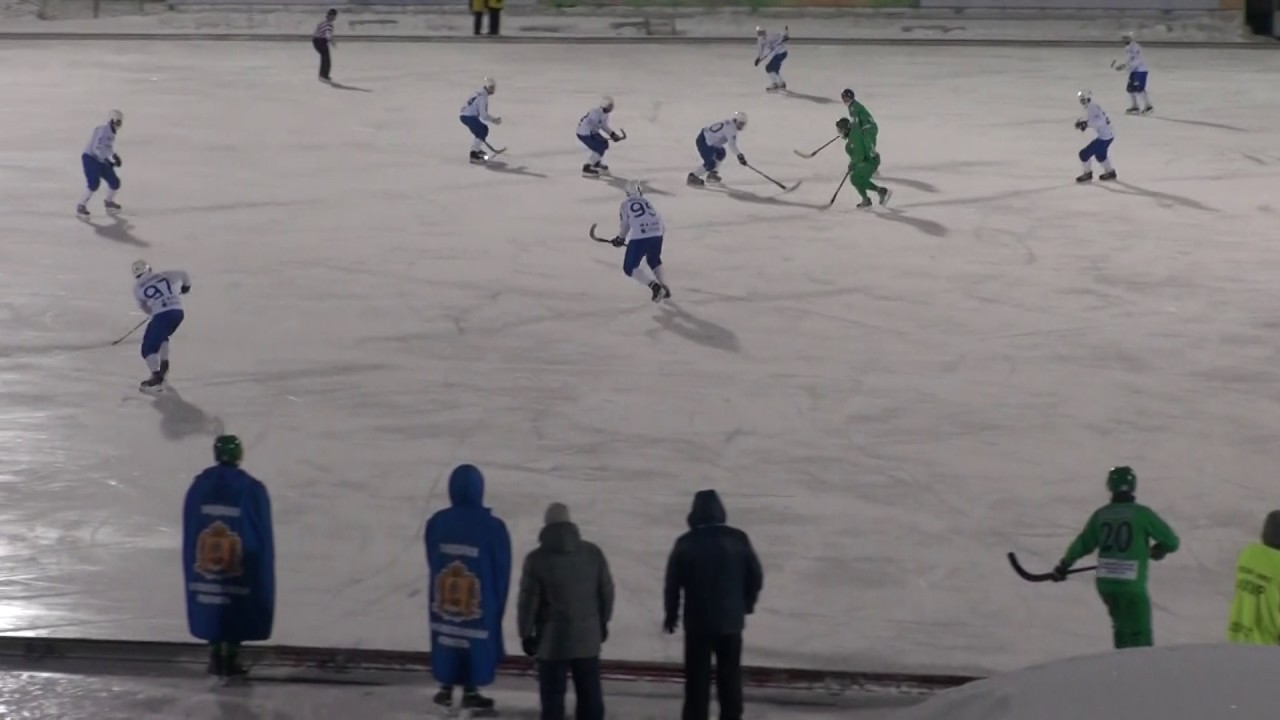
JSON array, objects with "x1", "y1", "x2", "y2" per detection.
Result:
[
  {"x1": 425, "y1": 463, "x2": 512, "y2": 713},
  {"x1": 183, "y1": 434, "x2": 275, "y2": 681}
]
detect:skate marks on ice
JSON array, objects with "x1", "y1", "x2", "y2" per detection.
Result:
[
  {"x1": 148, "y1": 386, "x2": 226, "y2": 441},
  {"x1": 481, "y1": 160, "x2": 549, "y2": 179},
  {"x1": 1091, "y1": 181, "x2": 1220, "y2": 213},
  {"x1": 78, "y1": 213, "x2": 149, "y2": 247},
  {"x1": 323, "y1": 80, "x2": 373, "y2": 93},
  {"x1": 778, "y1": 89, "x2": 841, "y2": 106},
  {"x1": 700, "y1": 182, "x2": 824, "y2": 210},
  {"x1": 875, "y1": 176, "x2": 940, "y2": 194},
  {"x1": 1146, "y1": 115, "x2": 1248, "y2": 133},
  {"x1": 599, "y1": 174, "x2": 676, "y2": 197},
  {"x1": 872, "y1": 208, "x2": 949, "y2": 238},
  {"x1": 645, "y1": 301, "x2": 741, "y2": 354}
]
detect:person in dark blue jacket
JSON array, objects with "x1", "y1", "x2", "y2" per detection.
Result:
[
  {"x1": 183, "y1": 435, "x2": 275, "y2": 681},
  {"x1": 425, "y1": 464, "x2": 512, "y2": 712},
  {"x1": 664, "y1": 490, "x2": 763, "y2": 720}
]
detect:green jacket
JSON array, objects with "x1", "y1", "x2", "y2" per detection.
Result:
[
  {"x1": 1060, "y1": 496, "x2": 1179, "y2": 591},
  {"x1": 848, "y1": 100, "x2": 878, "y2": 147}
]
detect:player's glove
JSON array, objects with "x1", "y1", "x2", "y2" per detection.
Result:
[
  {"x1": 1074, "y1": 119, "x2": 1088, "y2": 132},
  {"x1": 754, "y1": 58, "x2": 761, "y2": 67},
  {"x1": 181, "y1": 284, "x2": 191, "y2": 294},
  {"x1": 610, "y1": 236, "x2": 625, "y2": 248},
  {"x1": 521, "y1": 637, "x2": 538, "y2": 657},
  {"x1": 1113, "y1": 62, "x2": 1127, "y2": 72},
  {"x1": 1150, "y1": 544, "x2": 1169, "y2": 561},
  {"x1": 609, "y1": 131, "x2": 623, "y2": 143},
  {"x1": 490, "y1": 116, "x2": 502, "y2": 125},
  {"x1": 737, "y1": 153, "x2": 748, "y2": 166},
  {"x1": 663, "y1": 617, "x2": 678, "y2": 634},
  {"x1": 1050, "y1": 563, "x2": 1069, "y2": 582},
  {"x1": 112, "y1": 153, "x2": 122, "y2": 167},
  {"x1": 836, "y1": 117, "x2": 851, "y2": 138}
]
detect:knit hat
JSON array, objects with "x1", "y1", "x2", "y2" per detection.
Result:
[{"x1": 544, "y1": 502, "x2": 571, "y2": 525}]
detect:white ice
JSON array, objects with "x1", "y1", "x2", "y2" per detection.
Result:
[{"x1": 2, "y1": 41, "x2": 1279, "y2": 676}]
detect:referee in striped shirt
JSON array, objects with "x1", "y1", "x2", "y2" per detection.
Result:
[{"x1": 312, "y1": 9, "x2": 337, "y2": 82}]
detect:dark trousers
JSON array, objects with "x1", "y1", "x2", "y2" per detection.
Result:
[
  {"x1": 538, "y1": 657, "x2": 604, "y2": 720},
  {"x1": 682, "y1": 632, "x2": 743, "y2": 720},
  {"x1": 312, "y1": 38, "x2": 331, "y2": 79},
  {"x1": 474, "y1": 9, "x2": 500, "y2": 35}
]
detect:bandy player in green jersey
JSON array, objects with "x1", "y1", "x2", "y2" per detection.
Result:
[{"x1": 1052, "y1": 466, "x2": 1180, "y2": 648}]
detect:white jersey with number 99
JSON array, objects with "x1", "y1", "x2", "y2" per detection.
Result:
[
  {"x1": 618, "y1": 197, "x2": 665, "y2": 242},
  {"x1": 134, "y1": 270, "x2": 190, "y2": 315}
]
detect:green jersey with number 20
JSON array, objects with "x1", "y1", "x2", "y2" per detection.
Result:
[{"x1": 1061, "y1": 501, "x2": 1180, "y2": 590}]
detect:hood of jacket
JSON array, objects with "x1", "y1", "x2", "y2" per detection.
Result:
[
  {"x1": 1264, "y1": 510, "x2": 1280, "y2": 550},
  {"x1": 687, "y1": 489, "x2": 727, "y2": 528},
  {"x1": 448, "y1": 464, "x2": 485, "y2": 508},
  {"x1": 539, "y1": 521, "x2": 581, "y2": 553}
]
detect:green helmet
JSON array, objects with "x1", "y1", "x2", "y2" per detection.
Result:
[
  {"x1": 1106, "y1": 466, "x2": 1136, "y2": 494},
  {"x1": 213, "y1": 435, "x2": 243, "y2": 466}
]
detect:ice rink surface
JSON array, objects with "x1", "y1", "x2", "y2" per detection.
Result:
[{"x1": 2, "y1": 41, "x2": 1280, "y2": 675}]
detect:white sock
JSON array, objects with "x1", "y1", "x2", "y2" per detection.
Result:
[
  {"x1": 1139, "y1": 91, "x2": 1151, "y2": 107},
  {"x1": 1081, "y1": 161, "x2": 1091, "y2": 174},
  {"x1": 79, "y1": 189, "x2": 94, "y2": 205},
  {"x1": 1102, "y1": 159, "x2": 1114, "y2": 172},
  {"x1": 145, "y1": 353, "x2": 161, "y2": 373},
  {"x1": 630, "y1": 265, "x2": 655, "y2": 286},
  {"x1": 105, "y1": 188, "x2": 117, "y2": 202},
  {"x1": 1129, "y1": 93, "x2": 1139, "y2": 107},
  {"x1": 588, "y1": 152, "x2": 601, "y2": 164},
  {"x1": 472, "y1": 139, "x2": 483, "y2": 152},
  {"x1": 653, "y1": 264, "x2": 667, "y2": 285},
  {"x1": 691, "y1": 166, "x2": 705, "y2": 176}
]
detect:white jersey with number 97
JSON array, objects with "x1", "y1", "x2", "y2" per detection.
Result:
[
  {"x1": 619, "y1": 197, "x2": 665, "y2": 242},
  {"x1": 134, "y1": 270, "x2": 191, "y2": 315}
]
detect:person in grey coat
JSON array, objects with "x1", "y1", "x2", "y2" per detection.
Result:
[{"x1": 518, "y1": 502, "x2": 615, "y2": 720}]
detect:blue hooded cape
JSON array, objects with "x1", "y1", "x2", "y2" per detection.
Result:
[{"x1": 424, "y1": 464, "x2": 512, "y2": 687}]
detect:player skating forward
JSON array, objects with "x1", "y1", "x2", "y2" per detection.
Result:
[
  {"x1": 1114, "y1": 33, "x2": 1153, "y2": 115},
  {"x1": 132, "y1": 260, "x2": 191, "y2": 393},
  {"x1": 687, "y1": 113, "x2": 748, "y2": 187},
  {"x1": 576, "y1": 97, "x2": 625, "y2": 177},
  {"x1": 460, "y1": 77, "x2": 502, "y2": 164},
  {"x1": 754, "y1": 25, "x2": 789, "y2": 92},
  {"x1": 1052, "y1": 467, "x2": 1179, "y2": 649},
  {"x1": 77, "y1": 110, "x2": 124, "y2": 217},
  {"x1": 607, "y1": 181, "x2": 670, "y2": 303},
  {"x1": 837, "y1": 117, "x2": 890, "y2": 209},
  {"x1": 841, "y1": 88, "x2": 878, "y2": 152},
  {"x1": 1075, "y1": 91, "x2": 1117, "y2": 183}
]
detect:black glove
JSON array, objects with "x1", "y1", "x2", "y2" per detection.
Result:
[
  {"x1": 663, "y1": 617, "x2": 678, "y2": 634},
  {"x1": 609, "y1": 132, "x2": 622, "y2": 143},
  {"x1": 601, "y1": 624, "x2": 609, "y2": 643},
  {"x1": 836, "y1": 118, "x2": 851, "y2": 138},
  {"x1": 737, "y1": 153, "x2": 748, "y2": 166},
  {"x1": 1150, "y1": 544, "x2": 1168, "y2": 561},
  {"x1": 521, "y1": 637, "x2": 538, "y2": 657},
  {"x1": 180, "y1": 284, "x2": 191, "y2": 294},
  {"x1": 1074, "y1": 119, "x2": 1088, "y2": 132},
  {"x1": 610, "y1": 236, "x2": 625, "y2": 248},
  {"x1": 112, "y1": 153, "x2": 122, "y2": 167},
  {"x1": 1050, "y1": 563, "x2": 1069, "y2": 582}
]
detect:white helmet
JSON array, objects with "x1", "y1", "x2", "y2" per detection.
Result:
[
  {"x1": 601, "y1": 96, "x2": 615, "y2": 113},
  {"x1": 755, "y1": 26, "x2": 765, "y2": 36},
  {"x1": 732, "y1": 111, "x2": 748, "y2": 130},
  {"x1": 483, "y1": 77, "x2": 496, "y2": 94},
  {"x1": 1122, "y1": 31, "x2": 1134, "y2": 44},
  {"x1": 1077, "y1": 90, "x2": 1092, "y2": 106},
  {"x1": 109, "y1": 109, "x2": 123, "y2": 129},
  {"x1": 624, "y1": 180, "x2": 643, "y2": 197},
  {"x1": 131, "y1": 259, "x2": 151, "y2": 278}
]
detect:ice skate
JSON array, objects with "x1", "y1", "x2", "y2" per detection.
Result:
[
  {"x1": 1075, "y1": 171, "x2": 1093, "y2": 183},
  {"x1": 877, "y1": 187, "x2": 893, "y2": 207},
  {"x1": 582, "y1": 163, "x2": 600, "y2": 177},
  {"x1": 104, "y1": 200, "x2": 122, "y2": 212},
  {"x1": 1126, "y1": 106, "x2": 1141, "y2": 115},
  {"x1": 433, "y1": 688, "x2": 454, "y2": 708},
  {"x1": 76, "y1": 204, "x2": 89, "y2": 217},
  {"x1": 461, "y1": 690, "x2": 496, "y2": 715},
  {"x1": 1141, "y1": 105, "x2": 1154, "y2": 115},
  {"x1": 593, "y1": 161, "x2": 610, "y2": 175},
  {"x1": 856, "y1": 197, "x2": 873, "y2": 209},
  {"x1": 705, "y1": 170, "x2": 722, "y2": 184},
  {"x1": 139, "y1": 372, "x2": 165, "y2": 394},
  {"x1": 686, "y1": 172, "x2": 705, "y2": 187},
  {"x1": 1099, "y1": 170, "x2": 1117, "y2": 181},
  {"x1": 469, "y1": 151, "x2": 487, "y2": 165},
  {"x1": 648, "y1": 281, "x2": 666, "y2": 302},
  {"x1": 765, "y1": 84, "x2": 783, "y2": 93},
  {"x1": 777, "y1": 81, "x2": 787, "y2": 91}
]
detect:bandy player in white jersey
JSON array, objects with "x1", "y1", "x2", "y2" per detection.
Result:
[
  {"x1": 687, "y1": 112, "x2": 748, "y2": 187},
  {"x1": 1074, "y1": 90, "x2": 1117, "y2": 184},
  {"x1": 576, "y1": 96, "x2": 625, "y2": 177},
  {"x1": 459, "y1": 77, "x2": 501, "y2": 164},
  {"x1": 1114, "y1": 33, "x2": 1153, "y2": 115},
  {"x1": 77, "y1": 110, "x2": 124, "y2": 217},
  {"x1": 754, "y1": 25, "x2": 789, "y2": 92},
  {"x1": 606, "y1": 181, "x2": 670, "y2": 303},
  {"x1": 132, "y1": 260, "x2": 192, "y2": 393}
]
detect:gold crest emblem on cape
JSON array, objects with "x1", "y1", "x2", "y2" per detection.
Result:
[
  {"x1": 194, "y1": 520, "x2": 244, "y2": 579},
  {"x1": 432, "y1": 560, "x2": 483, "y2": 621}
]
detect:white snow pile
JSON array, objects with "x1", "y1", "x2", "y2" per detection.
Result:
[{"x1": 899, "y1": 644, "x2": 1279, "y2": 720}]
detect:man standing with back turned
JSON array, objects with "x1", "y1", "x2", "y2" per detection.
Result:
[{"x1": 664, "y1": 490, "x2": 764, "y2": 720}]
